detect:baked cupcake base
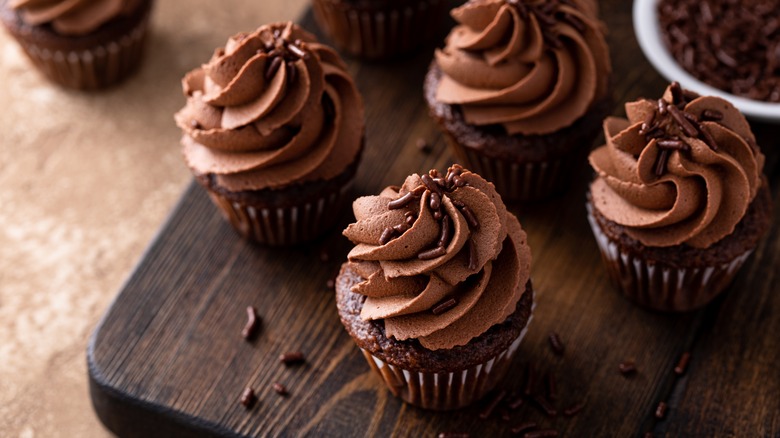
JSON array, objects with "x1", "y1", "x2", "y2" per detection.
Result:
[
  {"x1": 312, "y1": 0, "x2": 447, "y2": 59},
  {"x1": 587, "y1": 180, "x2": 773, "y2": 312},
  {"x1": 196, "y1": 154, "x2": 361, "y2": 246},
  {"x1": 336, "y1": 262, "x2": 534, "y2": 410},
  {"x1": 0, "y1": 0, "x2": 152, "y2": 90},
  {"x1": 424, "y1": 63, "x2": 610, "y2": 202}
]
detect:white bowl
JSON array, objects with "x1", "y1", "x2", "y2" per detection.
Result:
[{"x1": 633, "y1": 0, "x2": 780, "y2": 123}]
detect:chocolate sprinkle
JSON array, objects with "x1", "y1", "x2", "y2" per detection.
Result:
[
  {"x1": 379, "y1": 227, "x2": 396, "y2": 245},
  {"x1": 508, "y1": 394, "x2": 525, "y2": 410},
  {"x1": 532, "y1": 395, "x2": 557, "y2": 417},
  {"x1": 546, "y1": 372, "x2": 557, "y2": 401},
  {"x1": 468, "y1": 239, "x2": 478, "y2": 271},
  {"x1": 432, "y1": 298, "x2": 458, "y2": 315},
  {"x1": 618, "y1": 360, "x2": 637, "y2": 376},
  {"x1": 656, "y1": 139, "x2": 690, "y2": 151},
  {"x1": 272, "y1": 382, "x2": 288, "y2": 396},
  {"x1": 438, "y1": 216, "x2": 452, "y2": 248},
  {"x1": 418, "y1": 246, "x2": 447, "y2": 260},
  {"x1": 387, "y1": 191, "x2": 417, "y2": 210},
  {"x1": 421, "y1": 174, "x2": 443, "y2": 197},
  {"x1": 563, "y1": 400, "x2": 586, "y2": 417},
  {"x1": 438, "y1": 433, "x2": 470, "y2": 438},
  {"x1": 655, "y1": 149, "x2": 670, "y2": 176},
  {"x1": 511, "y1": 422, "x2": 538, "y2": 436},
  {"x1": 479, "y1": 389, "x2": 507, "y2": 420},
  {"x1": 548, "y1": 332, "x2": 564, "y2": 355},
  {"x1": 240, "y1": 387, "x2": 256, "y2": 408},
  {"x1": 459, "y1": 205, "x2": 480, "y2": 229},
  {"x1": 655, "y1": 401, "x2": 668, "y2": 419},
  {"x1": 525, "y1": 429, "x2": 559, "y2": 438},
  {"x1": 265, "y1": 56, "x2": 282, "y2": 81},
  {"x1": 279, "y1": 351, "x2": 305, "y2": 365},
  {"x1": 674, "y1": 352, "x2": 691, "y2": 375},
  {"x1": 241, "y1": 306, "x2": 260, "y2": 340},
  {"x1": 524, "y1": 363, "x2": 536, "y2": 396},
  {"x1": 430, "y1": 192, "x2": 442, "y2": 210},
  {"x1": 701, "y1": 109, "x2": 724, "y2": 121}
]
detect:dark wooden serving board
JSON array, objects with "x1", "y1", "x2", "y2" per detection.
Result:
[{"x1": 88, "y1": 4, "x2": 780, "y2": 437}]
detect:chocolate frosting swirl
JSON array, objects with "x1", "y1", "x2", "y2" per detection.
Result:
[
  {"x1": 175, "y1": 22, "x2": 364, "y2": 191},
  {"x1": 589, "y1": 83, "x2": 766, "y2": 248},
  {"x1": 343, "y1": 166, "x2": 532, "y2": 351},
  {"x1": 10, "y1": 0, "x2": 141, "y2": 35},
  {"x1": 434, "y1": 0, "x2": 610, "y2": 135}
]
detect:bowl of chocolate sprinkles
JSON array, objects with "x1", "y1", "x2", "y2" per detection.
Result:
[{"x1": 633, "y1": 0, "x2": 780, "y2": 122}]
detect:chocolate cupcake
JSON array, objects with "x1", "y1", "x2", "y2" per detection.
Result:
[
  {"x1": 312, "y1": 0, "x2": 449, "y2": 59},
  {"x1": 336, "y1": 165, "x2": 534, "y2": 410},
  {"x1": 424, "y1": 0, "x2": 611, "y2": 202},
  {"x1": 0, "y1": 0, "x2": 153, "y2": 90},
  {"x1": 174, "y1": 22, "x2": 365, "y2": 246},
  {"x1": 587, "y1": 82, "x2": 773, "y2": 312}
]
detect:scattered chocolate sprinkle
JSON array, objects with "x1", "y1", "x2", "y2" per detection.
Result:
[
  {"x1": 430, "y1": 192, "x2": 442, "y2": 210},
  {"x1": 432, "y1": 298, "x2": 458, "y2": 315},
  {"x1": 418, "y1": 246, "x2": 447, "y2": 260},
  {"x1": 548, "y1": 332, "x2": 564, "y2": 355},
  {"x1": 265, "y1": 56, "x2": 282, "y2": 81},
  {"x1": 379, "y1": 227, "x2": 396, "y2": 245},
  {"x1": 563, "y1": 400, "x2": 586, "y2": 417},
  {"x1": 524, "y1": 363, "x2": 536, "y2": 396},
  {"x1": 501, "y1": 409, "x2": 511, "y2": 421},
  {"x1": 701, "y1": 109, "x2": 723, "y2": 121},
  {"x1": 272, "y1": 382, "x2": 288, "y2": 396},
  {"x1": 546, "y1": 372, "x2": 557, "y2": 401},
  {"x1": 286, "y1": 61, "x2": 297, "y2": 84},
  {"x1": 524, "y1": 429, "x2": 559, "y2": 438},
  {"x1": 511, "y1": 422, "x2": 538, "y2": 436},
  {"x1": 438, "y1": 216, "x2": 452, "y2": 248},
  {"x1": 438, "y1": 433, "x2": 469, "y2": 438},
  {"x1": 656, "y1": 139, "x2": 690, "y2": 151},
  {"x1": 467, "y1": 239, "x2": 478, "y2": 271},
  {"x1": 459, "y1": 205, "x2": 480, "y2": 229},
  {"x1": 241, "y1": 306, "x2": 260, "y2": 340},
  {"x1": 240, "y1": 387, "x2": 256, "y2": 408},
  {"x1": 279, "y1": 351, "x2": 305, "y2": 365},
  {"x1": 532, "y1": 395, "x2": 557, "y2": 417},
  {"x1": 655, "y1": 401, "x2": 668, "y2": 419},
  {"x1": 618, "y1": 360, "x2": 637, "y2": 376},
  {"x1": 655, "y1": 149, "x2": 670, "y2": 176},
  {"x1": 508, "y1": 394, "x2": 525, "y2": 410},
  {"x1": 416, "y1": 138, "x2": 432, "y2": 153},
  {"x1": 674, "y1": 352, "x2": 691, "y2": 375},
  {"x1": 388, "y1": 192, "x2": 417, "y2": 210},
  {"x1": 479, "y1": 389, "x2": 507, "y2": 420}
]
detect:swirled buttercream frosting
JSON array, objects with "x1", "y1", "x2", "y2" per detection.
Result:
[
  {"x1": 589, "y1": 82, "x2": 766, "y2": 249},
  {"x1": 175, "y1": 22, "x2": 364, "y2": 192},
  {"x1": 343, "y1": 165, "x2": 531, "y2": 350},
  {"x1": 10, "y1": 0, "x2": 142, "y2": 35},
  {"x1": 433, "y1": 0, "x2": 610, "y2": 135}
]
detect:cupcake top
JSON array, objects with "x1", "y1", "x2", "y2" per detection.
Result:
[
  {"x1": 9, "y1": 0, "x2": 142, "y2": 35},
  {"x1": 343, "y1": 165, "x2": 531, "y2": 350},
  {"x1": 589, "y1": 82, "x2": 766, "y2": 249},
  {"x1": 434, "y1": 0, "x2": 611, "y2": 135},
  {"x1": 174, "y1": 22, "x2": 364, "y2": 192}
]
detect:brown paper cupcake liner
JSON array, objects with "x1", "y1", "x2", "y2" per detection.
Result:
[
  {"x1": 10, "y1": 13, "x2": 150, "y2": 90},
  {"x1": 360, "y1": 317, "x2": 531, "y2": 411},
  {"x1": 312, "y1": 0, "x2": 446, "y2": 59},
  {"x1": 204, "y1": 177, "x2": 354, "y2": 246},
  {"x1": 446, "y1": 134, "x2": 580, "y2": 203},
  {"x1": 587, "y1": 204, "x2": 753, "y2": 312}
]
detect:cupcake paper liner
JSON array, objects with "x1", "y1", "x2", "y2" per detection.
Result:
[
  {"x1": 361, "y1": 317, "x2": 531, "y2": 411},
  {"x1": 587, "y1": 204, "x2": 753, "y2": 311},
  {"x1": 204, "y1": 177, "x2": 354, "y2": 246},
  {"x1": 312, "y1": 0, "x2": 445, "y2": 59},
  {"x1": 7, "y1": 10, "x2": 150, "y2": 90},
  {"x1": 446, "y1": 134, "x2": 580, "y2": 202}
]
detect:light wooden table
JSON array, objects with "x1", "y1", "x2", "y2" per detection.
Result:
[{"x1": 0, "y1": 1, "x2": 307, "y2": 436}]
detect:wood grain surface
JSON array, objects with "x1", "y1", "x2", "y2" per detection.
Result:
[{"x1": 88, "y1": 3, "x2": 780, "y2": 437}]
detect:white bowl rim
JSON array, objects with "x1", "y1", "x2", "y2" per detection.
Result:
[{"x1": 633, "y1": 0, "x2": 780, "y2": 122}]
